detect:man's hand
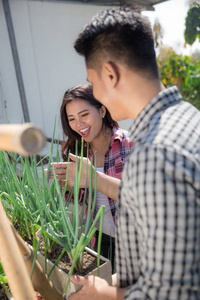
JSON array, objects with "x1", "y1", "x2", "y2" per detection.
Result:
[
  {"x1": 68, "y1": 275, "x2": 109, "y2": 300},
  {"x1": 68, "y1": 275, "x2": 126, "y2": 300}
]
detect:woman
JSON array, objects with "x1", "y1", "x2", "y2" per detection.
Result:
[{"x1": 49, "y1": 84, "x2": 133, "y2": 271}]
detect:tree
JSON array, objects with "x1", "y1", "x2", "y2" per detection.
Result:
[
  {"x1": 184, "y1": 2, "x2": 200, "y2": 45},
  {"x1": 153, "y1": 18, "x2": 164, "y2": 48},
  {"x1": 157, "y1": 46, "x2": 200, "y2": 109}
]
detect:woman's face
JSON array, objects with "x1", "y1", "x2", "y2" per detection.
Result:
[{"x1": 66, "y1": 99, "x2": 106, "y2": 143}]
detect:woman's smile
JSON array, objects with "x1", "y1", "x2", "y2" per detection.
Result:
[{"x1": 79, "y1": 127, "x2": 91, "y2": 138}]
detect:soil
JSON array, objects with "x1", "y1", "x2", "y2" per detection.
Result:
[
  {"x1": 1, "y1": 237, "x2": 105, "y2": 300},
  {"x1": 42, "y1": 242, "x2": 104, "y2": 276},
  {"x1": 12, "y1": 224, "x2": 105, "y2": 300},
  {"x1": 35, "y1": 239, "x2": 105, "y2": 300},
  {"x1": 19, "y1": 228, "x2": 104, "y2": 276},
  {"x1": 15, "y1": 224, "x2": 104, "y2": 276}
]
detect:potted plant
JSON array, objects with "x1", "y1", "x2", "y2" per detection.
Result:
[{"x1": 0, "y1": 139, "x2": 112, "y2": 298}]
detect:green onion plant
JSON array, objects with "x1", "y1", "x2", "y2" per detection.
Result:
[{"x1": 0, "y1": 129, "x2": 105, "y2": 295}]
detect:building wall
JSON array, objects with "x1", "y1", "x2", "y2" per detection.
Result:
[{"x1": 0, "y1": 0, "x2": 133, "y2": 155}]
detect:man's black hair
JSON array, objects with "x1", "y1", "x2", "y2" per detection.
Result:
[{"x1": 74, "y1": 5, "x2": 159, "y2": 78}]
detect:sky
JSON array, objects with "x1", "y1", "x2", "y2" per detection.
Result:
[{"x1": 142, "y1": 0, "x2": 199, "y2": 55}]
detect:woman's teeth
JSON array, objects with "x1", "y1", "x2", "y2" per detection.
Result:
[{"x1": 80, "y1": 127, "x2": 90, "y2": 133}]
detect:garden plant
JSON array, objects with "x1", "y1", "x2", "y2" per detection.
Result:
[{"x1": 0, "y1": 133, "x2": 106, "y2": 297}]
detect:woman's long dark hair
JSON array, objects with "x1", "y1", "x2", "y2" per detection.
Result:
[{"x1": 60, "y1": 84, "x2": 118, "y2": 161}]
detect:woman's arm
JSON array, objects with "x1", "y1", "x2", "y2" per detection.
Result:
[{"x1": 95, "y1": 170, "x2": 120, "y2": 201}]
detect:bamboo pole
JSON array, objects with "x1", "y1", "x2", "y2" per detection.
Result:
[
  {"x1": 0, "y1": 201, "x2": 36, "y2": 300},
  {"x1": 0, "y1": 123, "x2": 46, "y2": 156},
  {"x1": 11, "y1": 224, "x2": 64, "y2": 300}
]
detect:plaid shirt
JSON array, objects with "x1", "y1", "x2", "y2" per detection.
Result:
[
  {"x1": 80, "y1": 126, "x2": 133, "y2": 244},
  {"x1": 116, "y1": 86, "x2": 200, "y2": 299}
]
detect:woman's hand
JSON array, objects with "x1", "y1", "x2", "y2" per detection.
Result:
[
  {"x1": 45, "y1": 153, "x2": 120, "y2": 200},
  {"x1": 44, "y1": 153, "x2": 93, "y2": 189}
]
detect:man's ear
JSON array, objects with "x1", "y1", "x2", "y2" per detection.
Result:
[{"x1": 102, "y1": 61, "x2": 120, "y2": 88}]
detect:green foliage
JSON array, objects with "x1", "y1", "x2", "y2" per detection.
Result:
[
  {"x1": 157, "y1": 47, "x2": 200, "y2": 109},
  {"x1": 153, "y1": 18, "x2": 164, "y2": 48},
  {"x1": 0, "y1": 262, "x2": 7, "y2": 285},
  {"x1": 0, "y1": 136, "x2": 104, "y2": 295},
  {"x1": 0, "y1": 262, "x2": 11, "y2": 298},
  {"x1": 184, "y1": 2, "x2": 200, "y2": 45}
]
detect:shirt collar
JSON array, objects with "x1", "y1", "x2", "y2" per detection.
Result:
[
  {"x1": 129, "y1": 86, "x2": 182, "y2": 141},
  {"x1": 110, "y1": 126, "x2": 123, "y2": 147}
]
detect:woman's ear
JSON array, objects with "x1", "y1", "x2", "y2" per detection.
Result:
[
  {"x1": 102, "y1": 61, "x2": 120, "y2": 88},
  {"x1": 100, "y1": 105, "x2": 107, "y2": 118}
]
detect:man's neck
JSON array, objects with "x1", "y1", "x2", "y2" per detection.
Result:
[{"x1": 120, "y1": 72, "x2": 165, "y2": 120}]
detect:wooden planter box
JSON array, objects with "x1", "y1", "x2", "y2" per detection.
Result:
[{"x1": 34, "y1": 246, "x2": 112, "y2": 298}]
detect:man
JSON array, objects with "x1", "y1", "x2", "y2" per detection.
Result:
[{"x1": 68, "y1": 5, "x2": 200, "y2": 300}]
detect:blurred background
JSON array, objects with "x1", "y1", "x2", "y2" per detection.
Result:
[{"x1": 0, "y1": 0, "x2": 199, "y2": 157}]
